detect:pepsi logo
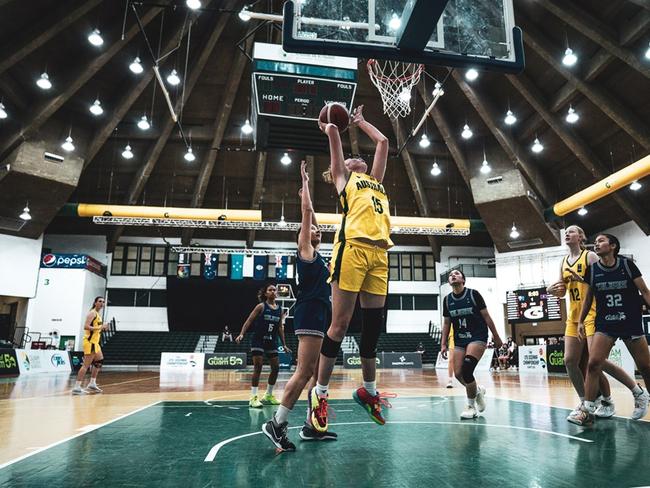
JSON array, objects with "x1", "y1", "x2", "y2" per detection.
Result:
[{"x1": 42, "y1": 254, "x2": 56, "y2": 267}]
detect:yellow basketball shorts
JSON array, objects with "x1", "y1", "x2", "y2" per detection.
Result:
[
  {"x1": 83, "y1": 340, "x2": 102, "y2": 355},
  {"x1": 565, "y1": 319, "x2": 595, "y2": 338},
  {"x1": 329, "y1": 239, "x2": 388, "y2": 295}
]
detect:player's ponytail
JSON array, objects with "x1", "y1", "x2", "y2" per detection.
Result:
[{"x1": 257, "y1": 284, "x2": 275, "y2": 302}]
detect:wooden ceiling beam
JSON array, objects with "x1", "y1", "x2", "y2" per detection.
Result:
[
  {"x1": 84, "y1": 20, "x2": 191, "y2": 168},
  {"x1": 0, "y1": 3, "x2": 166, "y2": 160},
  {"x1": 181, "y1": 35, "x2": 253, "y2": 245},
  {"x1": 451, "y1": 70, "x2": 555, "y2": 206},
  {"x1": 507, "y1": 72, "x2": 650, "y2": 234},
  {"x1": 0, "y1": 0, "x2": 104, "y2": 77},
  {"x1": 108, "y1": 0, "x2": 237, "y2": 251},
  {"x1": 536, "y1": 0, "x2": 650, "y2": 79},
  {"x1": 417, "y1": 83, "x2": 472, "y2": 188},
  {"x1": 518, "y1": 9, "x2": 650, "y2": 141},
  {"x1": 390, "y1": 117, "x2": 441, "y2": 260},
  {"x1": 246, "y1": 151, "x2": 268, "y2": 248},
  {"x1": 522, "y1": 18, "x2": 650, "y2": 151}
]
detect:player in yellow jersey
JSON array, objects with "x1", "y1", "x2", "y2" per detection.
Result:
[
  {"x1": 71, "y1": 297, "x2": 108, "y2": 395},
  {"x1": 547, "y1": 225, "x2": 639, "y2": 423},
  {"x1": 309, "y1": 105, "x2": 393, "y2": 431}
]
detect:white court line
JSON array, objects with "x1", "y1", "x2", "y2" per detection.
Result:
[
  {"x1": 204, "y1": 419, "x2": 592, "y2": 462},
  {"x1": 0, "y1": 400, "x2": 162, "y2": 470}
]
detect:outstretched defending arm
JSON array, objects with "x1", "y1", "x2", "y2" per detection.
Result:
[
  {"x1": 298, "y1": 161, "x2": 316, "y2": 261},
  {"x1": 353, "y1": 105, "x2": 389, "y2": 183},
  {"x1": 236, "y1": 303, "x2": 263, "y2": 343}
]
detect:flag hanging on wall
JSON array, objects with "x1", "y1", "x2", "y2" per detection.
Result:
[
  {"x1": 253, "y1": 255, "x2": 267, "y2": 280},
  {"x1": 230, "y1": 254, "x2": 244, "y2": 280},
  {"x1": 203, "y1": 253, "x2": 217, "y2": 280},
  {"x1": 275, "y1": 255, "x2": 288, "y2": 280},
  {"x1": 243, "y1": 255, "x2": 254, "y2": 278}
]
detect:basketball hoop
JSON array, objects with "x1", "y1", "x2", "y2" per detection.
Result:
[{"x1": 367, "y1": 59, "x2": 424, "y2": 119}]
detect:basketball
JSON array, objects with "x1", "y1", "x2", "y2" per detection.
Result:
[{"x1": 319, "y1": 103, "x2": 350, "y2": 133}]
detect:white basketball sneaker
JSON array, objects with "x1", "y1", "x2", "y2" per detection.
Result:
[
  {"x1": 632, "y1": 387, "x2": 649, "y2": 420},
  {"x1": 594, "y1": 398, "x2": 615, "y2": 418},
  {"x1": 71, "y1": 387, "x2": 87, "y2": 395},
  {"x1": 566, "y1": 403, "x2": 584, "y2": 424},
  {"x1": 460, "y1": 405, "x2": 478, "y2": 420},
  {"x1": 475, "y1": 386, "x2": 487, "y2": 413},
  {"x1": 86, "y1": 384, "x2": 103, "y2": 393}
]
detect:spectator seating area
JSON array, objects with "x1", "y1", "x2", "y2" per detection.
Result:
[
  {"x1": 101, "y1": 331, "x2": 439, "y2": 366},
  {"x1": 102, "y1": 331, "x2": 202, "y2": 365}
]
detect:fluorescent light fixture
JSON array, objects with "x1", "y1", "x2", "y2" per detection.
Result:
[
  {"x1": 562, "y1": 47, "x2": 577, "y2": 66},
  {"x1": 89, "y1": 99, "x2": 103, "y2": 116},
  {"x1": 129, "y1": 57, "x2": 144, "y2": 74},
  {"x1": 461, "y1": 124, "x2": 473, "y2": 139},
  {"x1": 281, "y1": 153, "x2": 292, "y2": 166},
  {"x1": 122, "y1": 144, "x2": 134, "y2": 159},
  {"x1": 36, "y1": 72, "x2": 52, "y2": 90},
  {"x1": 137, "y1": 115, "x2": 150, "y2": 130},
  {"x1": 465, "y1": 68, "x2": 479, "y2": 81},
  {"x1": 88, "y1": 29, "x2": 104, "y2": 46}
]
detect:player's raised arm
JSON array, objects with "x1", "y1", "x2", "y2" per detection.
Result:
[
  {"x1": 298, "y1": 161, "x2": 316, "y2": 261},
  {"x1": 320, "y1": 121, "x2": 348, "y2": 193},
  {"x1": 352, "y1": 106, "x2": 389, "y2": 183}
]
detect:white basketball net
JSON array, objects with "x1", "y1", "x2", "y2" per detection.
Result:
[{"x1": 367, "y1": 59, "x2": 424, "y2": 119}]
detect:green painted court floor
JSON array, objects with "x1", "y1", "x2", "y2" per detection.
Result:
[{"x1": 2, "y1": 396, "x2": 650, "y2": 488}]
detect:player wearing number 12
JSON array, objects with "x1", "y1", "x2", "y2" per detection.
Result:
[
  {"x1": 309, "y1": 105, "x2": 394, "y2": 433},
  {"x1": 547, "y1": 225, "x2": 641, "y2": 424}
]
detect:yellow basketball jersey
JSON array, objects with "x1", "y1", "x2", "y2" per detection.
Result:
[
  {"x1": 335, "y1": 172, "x2": 393, "y2": 248},
  {"x1": 562, "y1": 250, "x2": 596, "y2": 323},
  {"x1": 84, "y1": 311, "x2": 103, "y2": 344}
]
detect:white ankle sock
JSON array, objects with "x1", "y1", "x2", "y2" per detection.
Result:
[
  {"x1": 74, "y1": 381, "x2": 81, "y2": 389},
  {"x1": 363, "y1": 381, "x2": 377, "y2": 396},
  {"x1": 633, "y1": 385, "x2": 643, "y2": 395},
  {"x1": 251, "y1": 386, "x2": 258, "y2": 396},
  {"x1": 316, "y1": 383, "x2": 328, "y2": 396},
  {"x1": 468, "y1": 397, "x2": 476, "y2": 407},
  {"x1": 266, "y1": 384, "x2": 274, "y2": 395},
  {"x1": 89, "y1": 379, "x2": 97, "y2": 387},
  {"x1": 274, "y1": 405, "x2": 291, "y2": 425}
]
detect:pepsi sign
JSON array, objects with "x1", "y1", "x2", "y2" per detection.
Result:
[{"x1": 41, "y1": 253, "x2": 88, "y2": 269}]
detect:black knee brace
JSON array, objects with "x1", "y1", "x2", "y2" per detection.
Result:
[
  {"x1": 91, "y1": 359, "x2": 104, "y2": 369},
  {"x1": 461, "y1": 355, "x2": 478, "y2": 384},
  {"x1": 321, "y1": 334, "x2": 342, "y2": 359},
  {"x1": 359, "y1": 308, "x2": 384, "y2": 359}
]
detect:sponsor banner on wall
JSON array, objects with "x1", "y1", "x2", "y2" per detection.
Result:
[
  {"x1": 435, "y1": 349, "x2": 493, "y2": 371},
  {"x1": 382, "y1": 352, "x2": 423, "y2": 369},
  {"x1": 204, "y1": 353, "x2": 247, "y2": 370},
  {"x1": 16, "y1": 349, "x2": 71, "y2": 374},
  {"x1": 343, "y1": 353, "x2": 381, "y2": 369},
  {"x1": 606, "y1": 339, "x2": 635, "y2": 380},
  {"x1": 68, "y1": 351, "x2": 85, "y2": 372},
  {"x1": 518, "y1": 345, "x2": 547, "y2": 373},
  {"x1": 0, "y1": 349, "x2": 19, "y2": 376},
  {"x1": 546, "y1": 344, "x2": 565, "y2": 373},
  {"x1": 160, "y1": 352, "x2": 205, "y2": 372},
  {"x1": 40, "y1": 253, "x2": 106, "y2": 277}
]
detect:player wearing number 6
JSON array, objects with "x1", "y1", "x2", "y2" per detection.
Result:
[
  {"x1": 547, "y1": 225, "x2": 640, "y2": 424},
  {"x1": 309, "y1": 105, "x2": 394, "y2": 432},
  {"x1": 572, "y1": 233, "x2": 650, "y2": 426}
]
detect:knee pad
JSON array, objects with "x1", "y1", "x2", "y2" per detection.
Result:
[
  {"x1": 91, "y1": 359, "x2": 103, "y2": 369},
  {"x1": 321, "y1": 334, "x2": 342, "y2": 359},
  {"x1": 360, "y1": 308, "x2": 384, "y2": 359},
  {"x1": 461, "y1": 355, "x2": 479, "y2": 384}
]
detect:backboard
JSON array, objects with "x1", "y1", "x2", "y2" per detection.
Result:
[{"x1": 283, "y1": 0, "x2": 524, "y2": 73}]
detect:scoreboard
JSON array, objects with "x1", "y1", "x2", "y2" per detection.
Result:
[
  {"x1": 253, "y1": 72, "x2": 356, "y2": 120},
  {"x1": 506, "y1": 287, "x2": 562, "y2": 323}
]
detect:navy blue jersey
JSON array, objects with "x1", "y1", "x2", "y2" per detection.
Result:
[
  {"x1": 252, "y1": 302, "x2": 283, "y2": 342},
  {"x1": 295, "y1": 251, "x2": 331, "y2": 306},
  {"x1": 443, "y1": 288, "x2": 488, "y2": 344},
  {"x1": 585, "y1": 258, "x2": 643, "y2": 331}
]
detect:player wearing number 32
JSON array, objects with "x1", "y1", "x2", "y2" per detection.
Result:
[
  {"x1": 547, "y1": 225, "x2": 640, "y2": 424},
  {"x1": 309, "y1": 105, "x2": 394, "y2": 434},
  {"x1": 441, "y1": 269, "x2": 502, "y2": 420},
  {"x1": 572, "y1": 233, "x2": 650, "y2": 426}
]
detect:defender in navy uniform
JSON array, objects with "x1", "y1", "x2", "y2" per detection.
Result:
[
  {"x1": 262, "y1": 161, "x2": 336, "y2": 453},
  {"x1": 573, "y1": 233, "x2": 650, "y2": 426},
  {"x1": 441, "y1": 269, "x2": 503, "y2": 420},
  {"x1": 237, "y1": 283, "x2": 291, "y2": 409}
]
